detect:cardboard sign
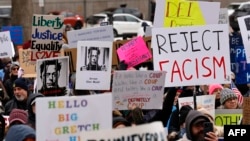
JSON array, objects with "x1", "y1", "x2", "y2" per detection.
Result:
[
  {"x1": 18, "y1": 48, "x2": 36, "y2": 78},
  {"x1": 215, "y1": 109, "x2": 242, "y2": 126},
  {"x1": 36, "y1": 94, "x2": 112, "y2": 141},
  {"x1": 67, "y1": 25, "x2": 114, "y2": 48},
  {"x1": 238, "y1": 15, "x2": 250, "y2": 63},
  {"x1": 30, "y1": 14, "x2": 64, "y2": 62},
  {"x1": 0, "y1": 31, "x2": 14, "y2": 58},
  {"x1": 80, "y1": 122, "x2": 166, "y2": 141},
  {"x1": 112, "y1": 70, "x2": 166, "y2": 110},
  {"x1": 117, "y1": 36, "x2": 152, "y2": 68},
  {"x1": 242, "y1": 97, "x2": 250, "y2": 125},
  {"x1": 62, "y1": 48, "x2": 77, "y2": 73},
  {"x1": 152, "y1": 24, "x2": 231, "y2": 87}
]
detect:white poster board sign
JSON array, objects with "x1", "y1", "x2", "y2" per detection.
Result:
[
  {"x1": 75, "y1": 41, "x2": 112, "y2": 90},
  {"x1": 80, "y1": 121, "x2": 167, "y2": 141},
  {"x1": 238, "y1": 15, "x2": 250, "y2": 63},
  {"x1": 151, "y1": 24, "x2": 231, "y2": 87},
  {"x1": 218, "y1": 8, "x2": 229, "y2": 24},
  {"x1": 112, "y1": 71, "x2": 166, "y2": 110},
  {"x1": 36, "y1": 94, "x2": 112, "y2": 141},
  {"x1": 0, "y1": 31, "x2": 14, "y2": 58},
  {"x1": 67, "y1": 25, "x2": 114, "y2": 48},
  {"x1": 178, "y1": 95, "x2": 215, "y2": 118}
]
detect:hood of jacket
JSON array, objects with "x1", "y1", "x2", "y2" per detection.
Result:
[{"x1": 185, "y1": 110, "x2": 210, "y2": 140}]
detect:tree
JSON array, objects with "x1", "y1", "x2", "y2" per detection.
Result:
[{"x1": 11, "y1": 0, "x2": 33, "y2": 44}]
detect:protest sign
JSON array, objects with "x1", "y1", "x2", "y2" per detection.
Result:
[
  {"x1": 112, "y1": 36, "x2": 152, "y2": 66},
  {"x1": 1, "y1": 26, "x2": 23, "y2": 45},
  {"x1": 67, "y1": 25, "x2": 114, "y2": 48},
  {"x1": 80, "y1": 121, "x2": 166, "y2": 141},
  {"x1": 36, "y1": 56, "x2": 69, "y2": 96},
  {"x1": 242, "y1": 97, "x2": 250, "y2": 125},
  {"x1": 229, "y1": 33, "x2": 250, "y2": 84},
  {"x1": 238, "y1": 15, "x2": 250, "y2": 63},
  {"x1": 30, "y1": 14, "x2": 64, "y2": 62},
  {"x1": 76, "y1": 41, "x2": 112, "y2": 90},
  {"x1": 117, "y1": 36, "x2": 152, "y2": 68},
  {"x1": 154, "y1": 0, "x2": 220, "y2": 27},
  {"x1": 178, "y1": 95, "x2": 215, "y2": 118},
  {"x1": 0, "y1": 31, "x2": 14, "y2": 58},
  {"x1": 218, "y1": 8, "x2": 229, "y2": 24},
  {"x1": 112, "y1": 70, "x2": 166, "y2": 110},
  {"x1": 18, "y1": 48, "x2": 36, "y2": 78},
  {"x1": 36, "y1": 94, "x2": 112, "y2": 141},
  {"x1": 62, "y1": 48, "x2": 77, "y2": 73},
  {"x1": 152, "y1": 24, "x2": 231, "y2": 87},
  {"x1": 215, "y1": 109, "x2": 242, "y2": 126}
]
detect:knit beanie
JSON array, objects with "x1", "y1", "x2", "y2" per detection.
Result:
[
  {"x1": 13, "y1": 78, "x2": 28, "y2": 92},
  {"x1": 220, "y1": 88, "x2": 237, "y2": 104},
  {"x1": 208, "y1": 84, "x2": 223, "y2": 94},
  {"x1": 9, "y1": 109, "x2": 28, "y2": 125}
]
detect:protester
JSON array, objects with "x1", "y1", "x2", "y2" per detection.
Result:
[
  {"x1": 178, "y1": 110, "x2": 218, "y2": 141},
  {"x1": 5, "y1": 124, "x2": 36, "y2": 141},
  {"x1": 208, "y1": 83, "x2": 223, "y2": 108},
  {"x1": 0, "y1": 114, "x2": 5, "y2": 141},
  {"x1": 4, "y1": 62, "x2": 20, "y2": 100},
  {"x1": 4, "y1": 78, "x2": 30, "y2": 115},
  {"x1": 26, "y1": 92, "x2": 44, "y2": 129},
  {"x1": 217, "y1": 88, "x2": 241, "y2": 109},
  {"x1": 113, "y1": 116, "x2": 131, "y2": 129},
  {"x1": 8, "y1": 108, "x2": 28, "y2": 126}
]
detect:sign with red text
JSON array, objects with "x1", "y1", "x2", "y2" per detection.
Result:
[
  {"x1": 152, "y1": 24, "x2": 231, "y2": 87},
  {"x1": 112, "y1": 71, "x2": 166, "y2": 110},
  {"x1": 178, "y1": 95, "x2": 215, "y2": 118},
  {"x1": 238, "y1": 15, "x2": 250, "y2": 63},
  {"x1": 36, "y1": 94, "x2": 112, "y2": 141},
  {"x1": 0, "y1": 31, "x2": 14, "y2": 58},
  {"x1": 117, "y1": 36, "x2": 152, "y2": 68},
  {"x1": 75, "y1": 41, "x2": 113, "y2": 90},
  {"x1": 18, "y1": 48, "x2": 36, "y2": 78},
  {"x1": 80, "y1": 121, "x2": 166, "y2": 141},
  {"x1": 154, "y1": 0, "x2": 220, "y2": 27},
  {"x1": 31, "y1": 14, "x2": 64, "y2": 62}
]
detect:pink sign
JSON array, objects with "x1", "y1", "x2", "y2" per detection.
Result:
[{"x1": 117, "y1": 36, "x2": 152, "y2": 68}]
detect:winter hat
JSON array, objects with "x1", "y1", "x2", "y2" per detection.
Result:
[
  {"x1": 220, "y1": 88, "x2": 237, "y2": 104},
  {"x1": 5, "y1": 124, "x2": 36, "y2": 141},
  {"x1": 208, "y1": 84, "x2": 223, "y2": 94},
  {"x1": 113, "y1": 116, "x2": 131, "y2": 128},
  {"x1": 9, "y1": 62, "x2": 19, "y2": 71},
  {"x1": 9, "y1": 109, "x2": 28, "y2": 125},
  {"x1": 13, "y1": 78, "x2": 28, "y2": 92},
  {"x1": 179, "y1": 105, "x2": 193, "y2": 125}
]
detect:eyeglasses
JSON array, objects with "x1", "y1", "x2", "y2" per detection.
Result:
[{"x1": 12, "y1": 67, "x2": 19, "y2": 71}]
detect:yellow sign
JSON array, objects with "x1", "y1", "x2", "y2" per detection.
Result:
[
  {"x1": 215, "y1": 109, "x2": 242, "y2": 126},
  {"x1": 164, "y1": 0, "x2": 205, "y2": 27}
]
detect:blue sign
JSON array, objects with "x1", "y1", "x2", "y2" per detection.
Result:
[
  {"x1": 229, "y1": 33, "x2": 250, "y2": 84},
  {"x1": 1, "y1": 26, "x2": 23, "y2": 45}
]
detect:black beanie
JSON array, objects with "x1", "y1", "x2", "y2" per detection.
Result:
[
  {"x1": 13, "y1": 78, "x2": 28, "y2": 92},
  {"x1": 179, "y1": 105, "x2": 193, "y2": 125}
]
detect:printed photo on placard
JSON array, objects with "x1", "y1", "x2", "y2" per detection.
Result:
[
  {"x1": 36, "y1": 56, "x2": 69, "y2": 96},
  {"x1": 76, "y1": 41, "x2": 112, "y2": 90},
  {"x1": 79, "y1": 46, "x2": 109, "y2": 71}
]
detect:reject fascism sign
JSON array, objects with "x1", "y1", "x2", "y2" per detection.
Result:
[
  {"x1": 31, "y1": 14, "x2": 64, "y2": 62},
  {"x1": 151, "y1": 24, "x2": 231, "y2": 87}
]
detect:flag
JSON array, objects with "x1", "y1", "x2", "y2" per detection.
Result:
[{"x1": 231, "y1": 82, "x2": 243, "y2": 105}]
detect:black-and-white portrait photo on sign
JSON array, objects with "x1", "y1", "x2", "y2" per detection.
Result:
[
  {"x1": 76, "y1": 41, "x2": 113, "y2": 90},
  {"x1": 36, "y1": 56, "x2": 69, "y2": 96}
]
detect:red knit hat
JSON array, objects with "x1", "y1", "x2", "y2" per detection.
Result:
[{"x1": 9, "y1": 109, "x2": 28, "y2": 125}]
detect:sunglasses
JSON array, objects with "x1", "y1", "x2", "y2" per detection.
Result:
[{"x1": 12, "y1": 67, "x2": 19, "y2": 71}]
